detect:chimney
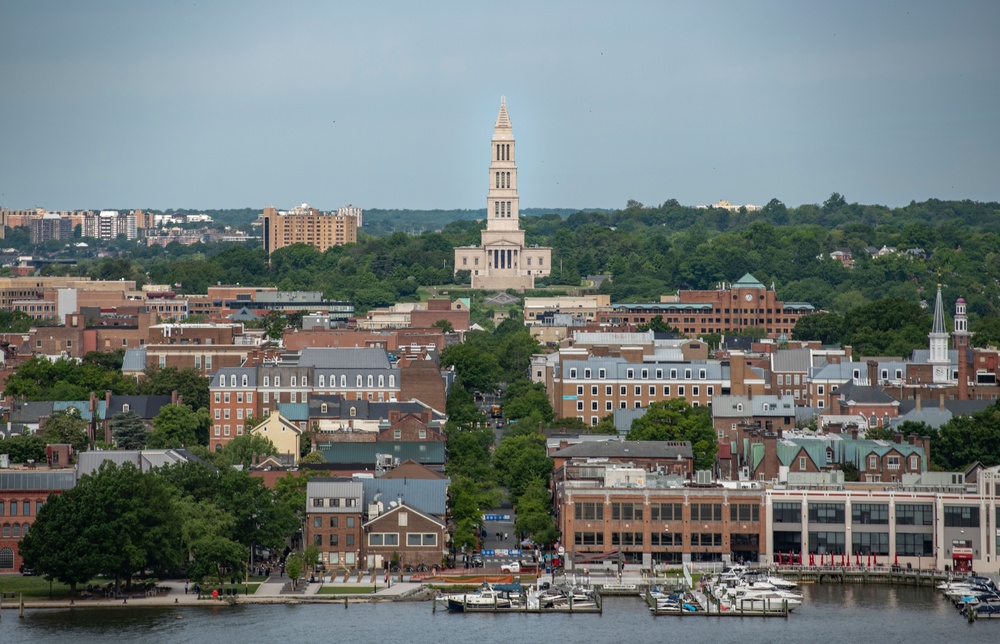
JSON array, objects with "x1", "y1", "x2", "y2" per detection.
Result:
[
  {"x1": 939, "y1": 394, "x2": 946, "y2": 410},
  {"x1": 171, "y1": 389, "x2": 178, "y2": 405},
  {"x1": 851, "y1": 428, "x2": 858, "y2": 440},
  {"x1": 893, "y1": 433, "x2": 903, "y2": 444},
  {"x1": 914, "y1": 394, "x2": 921, "y2": 411},
  {"x1": 866, "y1": 360, "x2": 878, "y2": 385},
  {"x1": 958, "y1": 345, "x2": 969, "y2": 401},
  {"x1": 105, "y1": 389, "x2": 112, "y2": 409}
]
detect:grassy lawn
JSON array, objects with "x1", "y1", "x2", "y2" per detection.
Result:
[
  {"x1": 317, "y1": 586, "x2": 376, "y2": 595},
  {"x1": 0, "y1": 576, "x2": 106, "y2": 600}
]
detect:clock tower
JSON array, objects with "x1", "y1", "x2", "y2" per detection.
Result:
[{"x1": 928, "y1": 285, "x2": 952, "y2": 385}]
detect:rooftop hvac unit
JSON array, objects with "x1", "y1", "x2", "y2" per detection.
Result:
[{"x1": 695, "y1": 470, "x2": 713, "y2": 485}]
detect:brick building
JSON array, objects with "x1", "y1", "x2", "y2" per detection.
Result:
[
  {"x1": 0, "y1": 467, "x2": 76, "y2": 574},
  {"x1": 598, "y1": 274, "x2": 816, "y2": 339},
  {"x1": 262, "y1": 203, "x2": 359, "y2": 255}
]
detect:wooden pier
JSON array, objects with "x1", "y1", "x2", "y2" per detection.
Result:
[
  {"x1": 773, "y1": 565, "x2": 958, "y2": 587},
  {"x1": 644, "y1": 589, "x2": 791, "y2": 618}
]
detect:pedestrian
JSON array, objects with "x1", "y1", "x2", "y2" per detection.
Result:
[
  {"x1": 184, "y1": 581, "x2": 189, "y2": 595},
  {"x1": 503, "y1": 532, "x2": 508, "y2": 541}
]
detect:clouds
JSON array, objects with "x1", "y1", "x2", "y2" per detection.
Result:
[{"x1": 1, "y1": 0, "x2": 997, "y2": 211}]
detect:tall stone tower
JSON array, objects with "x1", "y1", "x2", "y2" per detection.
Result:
[
  {"x1": 952, "y1": 296, "x2": 971, "y2": 350},
  {"x1": 454, "y1": 98, "x2": 552, "y2": 291}
]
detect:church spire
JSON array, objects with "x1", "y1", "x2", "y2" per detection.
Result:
[
  {"x1": 495, "y1": 96, "x2": 511, "y2": 129},
  {"x1": 931, "y1": 284, "x2": 946, "y2": 334}
]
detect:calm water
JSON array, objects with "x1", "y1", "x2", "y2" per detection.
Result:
[{"x1": 1, "y1": 585, "x2": 997, "y2": 643}]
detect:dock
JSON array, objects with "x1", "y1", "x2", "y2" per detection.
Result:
[
  {"x1": 773, "y1": 565, "x2": 961, "y2": 587},
  {"x1": 644, "y1": 588, "x2": 791, "y2": 618}
]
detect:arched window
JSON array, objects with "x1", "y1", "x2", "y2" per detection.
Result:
[
  {"x1": 349, "y1": 406, "x2": 357, "y2": 417},
  {"x1": 367, "y1": 375, "x2": 373, "y2": 387},
  {"x1": 263, "y1": 376, "x2": 270, "y2": 387},
  {"x1": 242, "y1": 374, "x2": 248, "y2": 387},
  {"x1": 1, "y1": 524, "x2": 9, "y2": 538},
  {"x1": 496, "y1": 172, "x2": 500, "y2": 188},
  {"x1": 495, "y1": 202, "x2": 499, "y2": 216},
  {"x1": 378, "y1": 375, "x2": 384, "y2": 387},
  {"x1": 389, "y1": 375, "x2": 395, "y2": 387},
  {"x1": 291, "y1": 376, "x2": 297, "y2": 387},
  {"x1": 0, "y1": 546, "x2": 13, "y2": 569},
  {"x1": 12, "y1": 524, "x2": 20, "y2": 538},
  {"x1": 356, "y1": 375, "x2": 362, "y2": 387},
  {"x1": 340, "y1": 374, "x2": 347, "y2": 388},
  {"x1": 21, "y1": 523, "x2": 28, "y2": 537},
  {"x1": 506, "y1": 172, "x2": 510, "y2": 188},
  {"x1": 230, "y1": 375, "x2": 237, "y2": 387},
  {"x1": 274, "y1": 376, "x2": 280, "y2": 388},
  {"x1": 736, "y1": 403, "x2": 743, "y2": 412},
  {"x1": 318, "y1": 375, "x2": 325, "y2": 388},
  {"x1": 321, "y1": 403, "x2": 328, "y2": 413},
  {"x1": 302, "y1": 376, "x2": 308, "y2": 388}
]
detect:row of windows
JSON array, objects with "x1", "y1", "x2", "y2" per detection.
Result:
[
  {"x1": 576, "y1": 502, "x2": 758, "y2": 523},
  {"x1": 313, "y1": 516, "x2": 356, "y2": 528},
  {"x1": 254, "y1": 374, "x2": 396, "y2": 389},
  {"x1": 315, "y1": 533, "x2": 355, "y2": 547},
  {"x1": 576, "y1": 385, "x2": 714, "y2": 398},
  {"x1": 215, "y1": 407, "x2": 253, "y2": 420},
  {"x1": 368, "y1": 532, "x2": 437, "y2": 547},
  {"x1": 495, "y1": 171, "x2": 511, "y2": 189},
  {"x1": 0, "y1": 501, "x2": 41, "y2": 516},
  {"x1": 311, "y1": 498, "x2": 359, "y2": 508},
  {"x1": 774, "y1": 531, "x2": 934, "y2": 557},
  {"x1": 2, "y1": 523, "x2": 30, "y2": 538},
  {"x1": 213, "y1": 425, "x2": 243, "y2": 437},
  {"x1": 568, "y1": 367, "x2": 710, "y2": 380},
  {"x1": 216, "y1": 392, "x2": 254, "y2": 404}
]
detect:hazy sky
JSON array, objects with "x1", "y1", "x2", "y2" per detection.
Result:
[{"x1": 1, "y1": 1, "x2": 998, "y2": 212}]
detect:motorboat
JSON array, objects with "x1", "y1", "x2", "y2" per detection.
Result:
[{"x1": 447, "y1": 584, "x2": 515, "y2": 611}]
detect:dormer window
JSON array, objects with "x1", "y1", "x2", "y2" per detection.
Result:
[
  {"x1": 349, "y1": 406, "x2": 357, "y2": 417},
  {"x1": 321, "y1": 403, "x2": 328, "y2": 413},
  {"x1": 242, "y1": 375, "x2": 248, "y2": 387}
]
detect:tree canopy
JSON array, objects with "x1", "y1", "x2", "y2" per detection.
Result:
[{"x1": 627, "y1": 398, "x2": 717, "y2": 470}]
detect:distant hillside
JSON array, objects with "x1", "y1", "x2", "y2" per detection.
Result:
[
  {"x1": 151, "y1": 207, "x2": 603, "y2": 236},
  {"x1": 361, "y1": 208, "x2": 596, "y2": 235}
]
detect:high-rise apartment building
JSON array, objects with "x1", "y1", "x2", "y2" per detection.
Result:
[
  {"x1": 454, "y1": 98, "x2": 552, "y2": 290},
  {"x1": 262, "y1": 203, "x2": 359, "y2": 255},
  {"x1": 29, "y1": 214, "x2": 74, "y2": 243},
  {"x1": 83, "y1": 210, "x2": 137, "y2": 240}
]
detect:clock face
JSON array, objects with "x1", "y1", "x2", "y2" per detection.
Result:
[{"x1": 744, "y1": 293, "x2": 753, "y2": 302}]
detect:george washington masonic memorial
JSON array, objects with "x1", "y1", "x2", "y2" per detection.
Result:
[{"x1": 454, "y1": 98, "x2": 552, "y2": 291}]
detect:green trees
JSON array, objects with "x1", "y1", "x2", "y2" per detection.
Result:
[
  {"x1": 147, "y1": 405, "x2": 210, "y2": 448},
  {"x1": 40, "y1": 409, "x2": 90, "y2": 453},
  {"x1": 627, "y1": 399, "x2": 717, "y2": 470},
  {"x1": 139, "y1": 367, "x2": 211, "y2": 411},
  {"x1": 109, "y1": 410, "x2": 149, "y2": 450},
  {"x1": 513, "y1": 479, "x2": 559, "y2": 547},
  {"x1": 0, "y1": 435, "x2": 47, "y2": 463},
  {"x1": 492, "y1": 433, "x2": 553, "y2": 501},
  {"x1": 213, "y1": 433, "x2": 279, "y2": 468},
  {"x1": 932, "y1": 403, "x2": 1000, "y2": 470},
  {"x1": 20, "y1": 461, "x2": 183, "y2": 593}
]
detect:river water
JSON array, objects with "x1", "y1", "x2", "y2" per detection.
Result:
[{"x1": 1, "y1": 584, "x2": 997, "y2": 643}]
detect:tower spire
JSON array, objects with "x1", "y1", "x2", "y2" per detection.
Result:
[{"x1": 931, "y1": 284, "x2": 946, "y2": 334}]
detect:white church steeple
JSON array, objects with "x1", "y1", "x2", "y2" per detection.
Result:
[{"x1": 929, "y1": 285, "x2": 951, "y2": 384}]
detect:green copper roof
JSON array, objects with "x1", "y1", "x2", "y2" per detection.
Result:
[{"x1": 733, "y1": 273, "x2": 765, "y2": 289}]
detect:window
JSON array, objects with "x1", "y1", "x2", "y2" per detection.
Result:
[
  {"x1": 264, "y1": 376, "x2": 270, "y2": 387},
  {"x1": 329, "y1": 534, "x2": 339, "y2": 546},
  {"x1": 729, "y1": 504, "x2": 760, "y2": 522},
  {"x1": 684, "y1": 369, "x2": 692, "y2": 379},
  {"x1": 274, "y1": 376, "x2": 280, "y2": 387},
  {"x1": 944, "y1": 506, "x2": 979, "y2": 527},
  {"x1": 773, "y1": 502, "x2": 801, "y2": 523},
  {"x1": 896, "y1": 504, "x2": 933, "y2": 526},
  {"x1": 798, "y1": 456, "x2": 806, "y2": 470},
  {"x1": 650, "y1": 503, "x2": 683, "y2": 521},
  {"x1": 663, "y1": 386, "x2": 670, "y2": 396},
  {"x1": 852, "y1": 503, "x2": 888, "y2": 525},
  {"x1": 346, "y1": 534, "x2": 354, "y2": 546},
  {"x1": 569, "y1": 368, "x2": 577, "y2": 379},
  {"x1": 574, "y1": 532, "x2": 605, "y2": 546},
  {"x1": 896, "y1": 532, "x2": 933, "y2": 556},
  {"x1": 599, "y1": 369, "x2": 606, "y2": 379},
  {"x1": 777, "y1": 375, "x2": 784, "y2": 385},
  {"x1": 670, "y1": 369, "x2": 677, "y2": 379},
  {"x1": 808, "y1": 503, "x2": 845, "y2": 524},
  {"x1": 591, "y1": 386, "x2": 598, "y2": 396},
  {"x1": 690, "y1": 504, "x2": 722, "y2": 522},
  {"x1": 574, "y1": 502, "x2": 604, "y2": 520},
  {"x1": 626, "y1": 369, "x2": 634, "y2": 379},
  {"x1": 368, "y1": 533, "x2": 399, "y2": 547},
  {"x1": 677, "y1": 386, "x2": 684, "y2": 396},
  {"x1": 852, "y1": 532, "x2": 889, "y2": 555},
  {"x1": 808, "y1": 531, "x2": 846, "y2": 554},
  {"x1": 585, "y1": 369, "x2": 592, "y2": 378},
  {"x1": 577, "y1": 401, "x2": 584, "y2": 411}
]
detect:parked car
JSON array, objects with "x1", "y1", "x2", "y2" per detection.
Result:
[{"x1": 501, "y1": 561, "x2": 521, "y2": 574}]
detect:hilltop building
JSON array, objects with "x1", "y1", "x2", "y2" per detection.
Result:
[
  {"x1": 454, "y1": 98, "x2": 551, "y2": 290},
  {"x1": 262, "y1": 203, "x2": 359, "y2": 255}
]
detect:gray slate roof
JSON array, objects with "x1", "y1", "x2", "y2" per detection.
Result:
[
  {"x1": 361, "y1": 477, "x2": 449, "y2": 517},
  {"x1": 107, "y1": 396, "x2": 173, "y2": 419},
  {"x1": 551, "y1": 440, "x2": 693, "y2": 460},
  {"x1": 76, "y1": 449, "x2": 204, "y2": 481},
  {"x1": 212, "y1": 367, "x2": 258, "y2": 388},
  {"x1": 122, "y1": 348, "x2": 147, "y2": 372},
  {"x1": 297, "y1": 348, "x2": 391, "y2": 369},
  {"x1": 772, "y1": 348, "x2": 812, "y2": 373},
  {"x1": 711, "y1": 394, "x2": 797, "y2": 418}
]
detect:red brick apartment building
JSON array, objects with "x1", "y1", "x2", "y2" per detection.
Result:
[
  {"x1": 0, "y1": 463, "x2": 76, "y2": 574},
  {"x1": 598, "y1": 274, "x2": 816, "y2": 339}
]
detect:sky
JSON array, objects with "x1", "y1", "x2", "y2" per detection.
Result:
[{"x1": 1, "y1": 0, "x2": 998, "y2": 212}]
